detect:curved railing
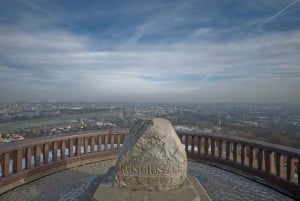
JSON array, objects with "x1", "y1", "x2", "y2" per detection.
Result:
[
  {"x1": 0, "y1": 129, "x2": 299, "y2": 200},
  {"x1": 177, "y1": 131, "x2": 300, "y2": 200},
  {"x1": 0, "y1": 129, "x2": 128, "y2": 194}
]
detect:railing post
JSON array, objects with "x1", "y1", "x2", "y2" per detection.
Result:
[
  {"x1": 287, "y1": 156, "x2": 295, "y2": 181},
  {"x1": 249, "y1": 146, "x2": 254, "y2": 168},
  {"x1": 61, "y1": 140, "x2": 66, "y2": 160},
  {"x1": 43, "y1": 144, "x2": 49, "y2": 164},
  {"x1": 12, "y1": 149, "x2": 23, "y2": 174},
  {"x1": 241, "y1": 144, "x2": 245, "y2": 165},
  {"x1": 35, "y1": 145, "x2": 41, "y2": 167},
  {"x1": 218, "y1": 140, "x2": 223, "y2": 158},
  {"x1": 117, "y1": 134, "x2": 121, "y2": 150},
  {"x1": 76, "y1": 138, "x2": 81, "y2": 156},
  {"x1": 265, "y1": 150, "x2": 274, "y2": 174},
  {"x1": 105, "y1": 134, "x2": 108, "y2": 150},
  {"x1": 1, "y1": 152, "x2": 10, "y2": 177},
  {"x1": 258, "y1": 148, "x2": 263, "y2": 170},
  {"x1": 191, "y1": 135, "x2": 195, "y2": 153},
  {"x1": 26, "y1": 147, "x2": 32, "y2": 169},
  {"x1": 297, "y1": 158, "x2": 300, "y2": 185},
  {"x1": 98, "y1": 135, "x2": 102, "y2": 152},
  {"x1": 204, "y1": 137, "x2": 209, "y2": 155},
  {"x1": 211, "y1": 138, "x2": 215, "y2": 157},
  {"x1": 226, "y1": 141, "x2": 230, "y2": 160},
  {"x1": 185, "y1": 135, "x2": 189, "y2": 152},
  {"x1": 91, "y1": 137, "x2": 95, "y2": 153},
  {"x1": 111, "y1": 134, "x2": 115, "y2": 150},
  {"x1": 69, "y1": 139, "x2": 73, "y2": 157},
  {"x1": 197, "y1": 136, "x2": 201, "y2": 154},
  {"x1": 52, "y1": 142, "x2": 58, "y2": 161},
  {"x1": 275, "y1": 153, "x2": 284, "y2": 177},
  {"x1": 233, "y1": 143, "x2": 237, "y2": 162},
  {"x1": 84, "y1": 137, "x2": 89, "y2": 154}
]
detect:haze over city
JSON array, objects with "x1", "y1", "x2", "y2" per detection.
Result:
[{"x1": 0, "y1": 0, "x2": 300, "y2": 103}]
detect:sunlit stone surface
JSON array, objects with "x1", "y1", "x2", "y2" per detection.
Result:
[{"x1": 114, "y1": 118, "x2": 187, "y2": 190}]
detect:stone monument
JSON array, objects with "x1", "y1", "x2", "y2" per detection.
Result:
[
  {"x1": 114, "y1": 118, "x2": 187, "y2": 190},
  {"x1": 92, "y1": 118, "x2": 212, "y2": 201}
]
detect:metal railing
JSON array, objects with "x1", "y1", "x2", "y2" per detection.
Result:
[
  {"x1": 0, "y1": 129, "x2": 299, "y2": 199},
  {"x1": 177, "y1": 131, "x2": 300, "y2": 199},
  {"x1": 0, "y1": 129, "x2": 128, "y2": 194}
]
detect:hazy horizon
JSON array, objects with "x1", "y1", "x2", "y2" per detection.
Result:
[{"x1": 1, "y1": 0, "x2": 300, "y2": 103}]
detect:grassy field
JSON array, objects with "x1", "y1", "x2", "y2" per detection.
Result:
[{"x1": 0, "y1": 110, "x2": 122, "y2": 132}]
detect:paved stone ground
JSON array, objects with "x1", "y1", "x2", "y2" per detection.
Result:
[
  {"x1": 0, "y1": 160, "x2": 296, "y2": 201},
  {"x1": 188, "y1": 161, "x2": 295, "y2": 201}
]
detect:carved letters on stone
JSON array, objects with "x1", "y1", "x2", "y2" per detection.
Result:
[
  {"x1": 114, "y1": 118, "x2": 187, "y2": 191},
  {"x1": 120, "y1": 163, "x2": 184, "y2": 176}
]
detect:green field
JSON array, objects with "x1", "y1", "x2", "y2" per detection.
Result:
[{"x1": 0, "y1": 110, "x2": 122, "y2": 132}]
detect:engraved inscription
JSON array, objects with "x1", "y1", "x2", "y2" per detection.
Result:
[{"x1": 120, "y1": 163, "x2": 184, "y2": 176}]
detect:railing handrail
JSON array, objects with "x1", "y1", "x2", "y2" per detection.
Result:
[
  {"x1": 0, "y1": 128, "x2": 129, "y2": 153},
  {"x1": 176, "y1": 131, "x2": 300, "y2": 158}
]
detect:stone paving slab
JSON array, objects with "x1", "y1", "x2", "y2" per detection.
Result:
[
  {"x1": 0, "y1": 160, "x2": 296, "y2": 201},
  {"x1": 92, "y1": 175, "x2": 210, "y2": 201}
]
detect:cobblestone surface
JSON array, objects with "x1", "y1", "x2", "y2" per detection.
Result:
[
  {"x1": 0, "y1": 160, "x2": 295, "y2": 201},
  {"x1": 0, "y1": 160, "x2": 116, "y2": 201},
  {"x1": 188, "y1": 161, "x2": 295, "y2": 201}
]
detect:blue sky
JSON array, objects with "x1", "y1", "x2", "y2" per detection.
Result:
[{"x1": 0, "y1": 0, "x2": 300, "y2": 103}]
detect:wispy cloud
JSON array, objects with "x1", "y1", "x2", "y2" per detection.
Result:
[
  {"x1": 250, "y1": 0, "x2": 299, "y2": 34},
  {"x1": 0, "y1": 0, "x2": 300, "y2": 102}
]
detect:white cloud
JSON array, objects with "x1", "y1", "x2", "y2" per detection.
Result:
[{"x1": 0, "y1": 7, "x2": 300, "y2": 102}]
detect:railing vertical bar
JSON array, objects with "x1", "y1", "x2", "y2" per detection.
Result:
[
  {"x1": 105, "y1": 134, "x2": 108, "y2": 151},
  {"x1": 111, "y1": 134, "x2": 115, "y2": 150},
  {"x1": 226, "y1": 142, "x2": 230, "y2": 160},
  {"x1": 265, "y1": 150, "x2": 275, "y2": 174},
  {"x1": 91, "y1": 137, "x2": 95, "y2": 153},
  {"x1": 61, "y1": 140, "x2": 66, "y2": 160},
  {"x1": 52, "y1": 142, "x2": 58, "y2": 162},
  {"x1": 35, "y1": 145, "x2": 41, "y2": 167},
  {"x1": 258, "y1": 148, "x2": 263, "y2": 170},
  {"x1": 1, "y1": 152, "x2": 10, "y2": 177},
  {"x1": 12, "y1": 149, "x2": 22, "y2": 174},
  {"x1": 191, "y1": 135, "x2": 195, "y2": 153},
  {"x1": 69, "y1": 139, "x2": 73, "y2": 157},
  {"x1": 197, "y1": 136, "x2": 201, "y2": 154},
  {"x1": 286, "y1": 156, "x2": 295, "y2": 181},
  {"x1": 249, "y1": 146, "x2": 254, "y2": 168},
  {"x1": 185, "y1": 135, "x2": 189, "y2": 152},
  {"x1": 26, "y1": 147, "x2": 32, "y2": 169},
  {"x1": 98, "y1": 135, "x2": 102, "y2": 152},
  {"x1": 211, "y1": 138, "x2": 215, "y2": 157},
  {"x1": 84, "y1": 138, "x2": 89, "y2": 154},
  {"x1": 241, "y1": 144, "x2": 245, "y2": 165},
  {"x1": 297, "y1": 158, "x2": 300, "y2": 185},
  {"x1": 76, "y1": 138, "x2": 81, "y2": 156},
  {"x1": 233, "y1": 143, "x2": 237, "y2": 162},
  {"x1": 184, "y1": 135, "x2": 189, "y2": 152},
  {"x1": 204, "y1": 137, "x2": 209, "y2": 155},
  {"x1": 43, "y1": 144, "x2": 49, "y2": 164},
  {"x1": 218, "y1": 140, "x2": 223, "y2": 158},
  {"x1": 117, "y1": 134, "x2": 121, "y2": 150},
  {"x1": 276, "y1": 153, "x2": 284, "y2": 177}
]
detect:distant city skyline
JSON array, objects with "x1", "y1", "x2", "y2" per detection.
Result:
[{"x1": 0, "y1": 0, "x2": 300, "y2": 103}]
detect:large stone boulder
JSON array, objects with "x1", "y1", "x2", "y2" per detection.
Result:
[{"x1": 114, "y1": 118, "x2": 187, "y2": 191}]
